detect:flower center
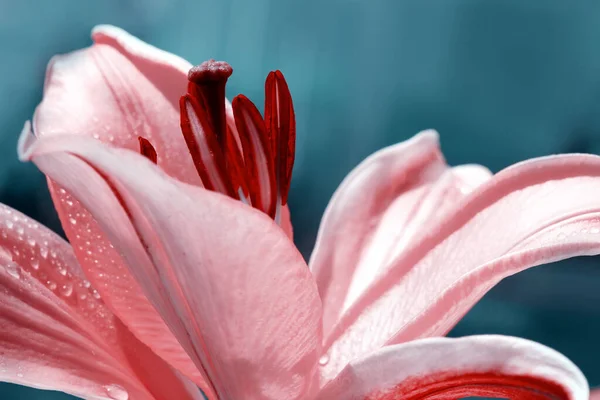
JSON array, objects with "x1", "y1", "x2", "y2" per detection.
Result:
[{"x1": 140, "y1": 60, "x2": 296, "y2": 224}]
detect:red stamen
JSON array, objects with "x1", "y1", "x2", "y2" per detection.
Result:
[
  {"x1": 179, "y1": 94, "x2": 236, "y2": 198},
  {"x1": 188, "y1": 60, "x2": 232, "y2": 148},
  {"x1": 178, "y1": 60, "x2": 297, "y2": 223},
  {"x1": 232, "y1": 94, "x2": 277, "y2": 217},
  {"x1": 138, "y1": 137, "x2": 158, "y2": 164},
  {"x1": 224, "y1": 123, "x2": 251, "y2": 201},
  {"x1": 264, "y1": 71, "x2": 296, "y2": 205}
]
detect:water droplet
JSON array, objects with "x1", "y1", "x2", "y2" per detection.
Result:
[
  {"x1": 93, "y1": 290, "x2": 101, "y2": 300},
  {"x1": 59, "y1": 188, "x2": 66, "y2": 195},
  {"x1": 16, "y1": 226, "x2": 24, "y2": 235},
  {"x1": 557, "y1": 232, "x2": 567, "y2": 240},
  {"x1": 83, "y1": 280, "x2": 91, "y2": 289},
  {"x1": 31, "y1": 259, "x2": 39, "y2": 270},
  {"x1": 318, "y1": 354, "x2": 329, "y2": 366},
  {"x1": 69, "y1": 218, "x2": 77, "y2": 225},
  {"x1": 5, "y1": 262, "x2": 20, "y2": 279},
  {"x1": 79, "y1": 293, "x2": 87, "y2": 300},
  {"x1": 27, "y1": 238, "x2": 35, "y2": 247},
  {"x1": 5, "y1": 220, "x2": 13, "y2": 229},
  {"x1": 40, "y1": 247, "x2": 48, "y2": 259},
  {"x1": 104, "y1": 384, "x2": 128, "y2": 400},
  {"x1": 58, "y1": 267, "x2": 67, "y2": 276},
  {"x1": 60, "y1": 283, "x2": 73, "y2": 297},
  {"x1": 47, "y1": 281, "x2": 57, "y2": 291},
  {"x1": 591, "y1": 228, "x2": 600, "y2": 234},
  {"x1": 16, "y1": 373, "x2": 23, "y2": 378}
]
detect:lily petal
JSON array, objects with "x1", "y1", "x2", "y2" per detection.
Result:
[
  {"x1": 310, "y1": 131, "x2": 491, "y2": 338},
  {"x1": 316, "y1": 335, "x2": 588, "y2": 400},
  {"x1": 91, "y1": 24, "x2": 193, "y2": 110},
  {"x1": 322, "y1": 153, "x2": 600, "y2": 381},
  {"x1": 0, "y1": 204, "x2": 202, "y2": 400},
  {"x1": 34, "y1": 26, "x2": 198, "y2": 185},
  {"x1": 31, "y1": 23, "x2": 208, "y2": 388},
  {"x1": 24, "y1": 133, "x2": 323, "y2": 400}
]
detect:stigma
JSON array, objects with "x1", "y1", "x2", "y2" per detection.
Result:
[{"x1": 176, "y1": 60, "x2": 296, "y2": 223}]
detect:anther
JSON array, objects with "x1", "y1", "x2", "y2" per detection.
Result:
[
  {"x1": 187, "y1": 60, "x2": 233, "y2": 148},
  {"x1": 138, "y1": 136, "x2": 157, "y2": 164}
]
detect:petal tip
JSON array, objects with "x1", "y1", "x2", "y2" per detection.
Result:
[
  {"x1": 417, "y1": 128, "x2": 440, "y2": 142},
  {"x1": 91, "y1": 24, "x2": 122, "y2": 42},
  {"x1": 17, "y1": 121, "x2": 36, "y2": 161}
]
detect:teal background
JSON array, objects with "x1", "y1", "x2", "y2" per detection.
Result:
[{"x1": 1, "y1": 0, "x2": 600, "y2": 398}]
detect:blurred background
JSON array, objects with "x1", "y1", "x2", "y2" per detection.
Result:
[{"x1": 1, "y1": 0, "x2": 600, "y2": 398}]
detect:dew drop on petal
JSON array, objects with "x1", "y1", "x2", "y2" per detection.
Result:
[
  {"x1": 5, "y1": 262, "x2": 21, "y2": 279},
  {"x1": 60, "y1": 283, "x2": 73, "y2": 297},
  {"x1": 591, "y1": 227, "x2": 600, "y2": 234},
  {"x1": 69, "y1": 218, "x2": 77, "y2": 225},
  {"x1": 318, "y1": 354, "x2": 330, "y2": 366},
  {"x1": 104, "y1": 384, "x2": 128, "y2": 400}
]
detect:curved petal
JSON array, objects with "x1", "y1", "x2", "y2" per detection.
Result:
[
  {"x1": 31, "y1": 24, "x2": 208, "y2": 387},
  {"x1": 23, "y1": 133, "x2": 323, "y2": 400},
  {"x1": 321, "y1": 153, "x2": 600, "y2": 381},
  {"x1": 34, "y1": 26, "x2": 198, "y2": 184},
  {"x1": 309, "y1": 130, "x2": 491, "y2": 338},
  {"x1": 91, "y1": 24, "x2": 193, "y2": 110},
  {"x1": 316, "y1": 335, "x2": 588, "y2": 400},
  {"x1": 0, "y1": 204, "x2": 202, "y2": 400},
  {"x1": 591, "y1": 389, "x2": 600, "y2": 399}
]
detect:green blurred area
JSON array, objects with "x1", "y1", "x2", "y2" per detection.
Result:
[{"x1": 1, "y1": 0, "x2": 600, "y2": 398}]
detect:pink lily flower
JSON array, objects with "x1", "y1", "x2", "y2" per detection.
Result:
[{"x1": 1, "y1": 24, "x2": 599, "y2": 399}]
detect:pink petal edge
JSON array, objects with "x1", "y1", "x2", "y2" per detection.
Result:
[
  {"x1": 321, "y1": 149, "x2": 600, "y2": 382},
  {"x1": 316, "y1": 335, "x2": 588, "y2": 400},
  {"x1": 309, "y1": 130, "x2": 445, "y2": 337},
  {"x1": 91, "y1": 24, "x2": 192, "y2": 111},
  {"x1": 309, "y1": 130, "x2": 492, "y2": 341}
]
